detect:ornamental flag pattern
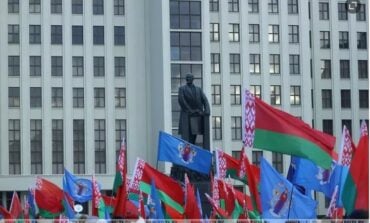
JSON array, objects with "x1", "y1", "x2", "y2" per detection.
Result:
[
  {"x1": 118, "y1": 138, "x2": 126, "y2": 179},
  {"x1": 340, "y1": 126, "x2": 353, "y2": 167},
  {"x1": 129, "y1": 158, "x2": 145, "y2": 193},
  {"x1": 360, "y1": 120, "x2": 368, "y2": 137},
  {"x1": 243, "y1": 90, "x2": 256, "y2": 148},
  {"x1": 215, "y1": 149, "x2": 227, "y2": 179},
  {"x1": 92, "y1": 175, "x2": 102, "y2": 209}
]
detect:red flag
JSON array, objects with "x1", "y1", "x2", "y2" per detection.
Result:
[
  {"x1": 0, "y1": 206, "x2": 12, "y2": 220},
  {"x1": 35, "y1": 177, "x2": 64, "y2": 215},
  {"x1": 113, "y1": 139, "x2": 127, "y2": 217},
  {"x1": 138, "y1": 190, "x2": 146, "y2": 219},
  {"x1": 184, "y1": 174, "x2": 202, "y2": 220},
  {"x1": 216, "y1": 179, "x2": 234, "y2": 216},
  {"x1": 9, "y1": 191, "x2": 22, "y2": 219},
  {"x1": 326, "y1": 185, "x2": 343, "y2": 219},
  {"x1": 205, "y1": 193, "x2": 229, "y2": 218}
]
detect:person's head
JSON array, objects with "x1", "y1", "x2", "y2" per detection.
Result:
[{"x1": 185, "y1": 73, "x2": 194, "y2": 85}]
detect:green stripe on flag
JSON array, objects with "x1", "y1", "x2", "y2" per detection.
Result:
[
  {"x1": 342, "y1": 173, "x2": 357, "y2": 215},
  {"x1": 38, "y1": 208, "x2": 61, "y2": 219}
]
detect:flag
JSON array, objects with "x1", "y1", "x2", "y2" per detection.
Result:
[
  {"x1": 260, "y1": 158, "x2": 317, "y2": 219},
  {"x1": 196, "y1": 189, "x2": 203, "y2": 219},
  {"x1": 63, "y1": 169, "x2": 93, "y2": 203},
  {"x1": 92, "y1": 175, "x2": 106, "y2": 219},
  {"x1": 113, "y1": 138, "x2": 127, "y2": 218},
  {"x1": 147, "y1": 180, "x2": 165, "y2": 220},
  {"x1": 204, "y1": 193, "x2": 228, "y2": 218},
  {"x1": 26, "y1": 189, "x2": 36, "y2": 219},
  {"x1": 342, "y1": 121, "x2": 369, "y2": 214},
  {"x1": 102, "y1": 195, "x2": 116, "y2": 214},
  {"x1": 214, "y1": 149, "x2": 243, "y2": 182},
  {"x1": 129, "y1": 158, "x2": 184, "y2": 215},
  {"x1": 62, "y1": 195, "x2": 75, "y2": 220},
  {"x1": 138, "y1": 191, "x2": 146, "y2": 218},
  {"x1": 0, "y1": 206, "x2": 12, "y2": 220},
  {"x1": 326, "y1": 185, "x2": 343, "y2": 219},
  {"x1": 35, "y1": 177, "x2": 65, "y2": 218},
  {"x1": 184, "y1": 174, "x2": 202, "y2": 220},
  {"x1": 243, "y1": 90, "x2": 336, "y2": 169},
  {"x1": 157, "y1": 131, "x2": 212, "y2": 174},
  {"x1": 10, "y1": 191, "x2": 22, "y2": 219}
]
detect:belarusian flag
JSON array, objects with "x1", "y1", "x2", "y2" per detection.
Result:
[
  {"x1": 113, "y1": 138, "x2": 127, "y2": 217},
  {"x1": 129, "y1": 158, "x2": 184, "y2": 215},
  {"x1": 342, "y1": 121, "x2": 369, "y2": 214},
  {"x1": 184, "y1": 174, "x2": 202, "y2": 220},
  {"x1": 92, "y1": 175, "x2": 107, "y2": 219},
  {"x1": 243, "y1": 90, "x2": 336, "y2": 169},
  {"x1": 215, "y1": 149, "x2": 243, "y2": 182},
  {"x1": 34, "y1": 177, "x2": 64, "y2": 218}
]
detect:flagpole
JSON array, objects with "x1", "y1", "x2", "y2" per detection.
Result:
[{"x1": 286, "y1": 183, "x2": 295, "y2": 219}]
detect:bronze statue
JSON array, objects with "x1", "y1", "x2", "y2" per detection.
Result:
[{"x1": 178, "y1": 73, "x2": 210, "y2": 144}]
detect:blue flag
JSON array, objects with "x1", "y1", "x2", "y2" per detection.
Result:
[
  {"x1": 63, "y1": 169, "x2": 93, "y2": 203},
  {"x1": 27, "y1": 189, "x2": 37, "y2": 219},
  {"x1": 157, "y1": 131, "x2": 212, "y2": 174},
  {"x1": 289, "y1": 157, "x2": 342, "y2": 199},
  {"x1": 196, "y1": 188, "x2": 203, "y2": 218},
  {"x1": 260, "y1": 158, "x2": 317, "y2": 219},
  {"x1": 62, "y1": 196, "x2": 75, "y2": 219},
  {"x1": 148, "y1": 180, "x2": 165, "y2": 220}
]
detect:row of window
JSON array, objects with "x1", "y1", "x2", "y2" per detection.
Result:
[
  {"x1": 8, "y1": 118, "x2": 127, "y2": 175},
  {"x1": 318, "y1": 31, "x2": 367, "y2": 49},
  {"x1": 319, "y1": 2, "x2": 366, "y2": 21},
  {"x1": 321, "y1": 89, "x2": 368, "y2": 109},
  {"x1": 8, "y1": 25, "x2": 125, "y2": 45},
  {"x1": 8, "y1": 56, "x2": 125, "y2": 77},
  {"x1": 231, "y1": 150, "x2": 282, "y2": 173},
  {"x1": 8, "y1": 0, "x2": 125, "y2": 15},
  {"x1": 8, "y1": 87, "x2": 126, "y2": 109}
]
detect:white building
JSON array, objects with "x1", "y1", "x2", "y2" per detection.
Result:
[{"x1": 0, "y1": 0, "x2": 368, "y2": 216}]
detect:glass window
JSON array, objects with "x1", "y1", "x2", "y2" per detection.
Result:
[
  {"x1": 114, "y1": 0, "x2": 124, "y2": 15},
  {"x1": 341, "y1": 89, "x2": 351, "y2": 108},
  {"x1": 170, "y1": 64, "x2": 203, "y2": 94},
  {"x1": 340, "y1": 60, "x2": 350, "y2": 79},
  {"x1": 93, "y1": 0, "x2": 104, "y2": 15},
  {"x1": 115, "y1": 88, "x2": 126, "y2": 108},
  {"x1": 115, "y1": 119, "x2": 127, "y2": 157},
  {"x1": 94, "y1": 57, "x2": 105, "y2": 77},
  {"x1": 29, "y1": 0, "x2": 41, "y2": 13},
  {"x1": 52, "y1": 87, "x2": 63, "y2": 108},
  {"x1": 268, "y1": 0, "x2": 279, "y2": 13},
  {"x1": 338, "y1": 3, "x2": 348, "y2": 20},
  {"x1": 8, "y1": 56, "x2": 20, "y2": 76},
  {"x1": 115, "y1": 57, "x2": 126, "y2": 77},
  {"x1": 52, "y1": 119, "x2": 64, "y2": 174},
  {"x1": 30, "y1": 56, "x2": 41, "y2": 76},
  {"x1": 289, "y1": 55, "x2": 300, "y2": 74},
  {"x1": 270, "y1": 85, "x2": 281, "y2": 105},
  {"x1": 357, "y1": 4, "x2": 366, "y2": 21},
  {"x1": 269, "y1": 54, "x2": 280, "y2": 74},
  {"x1": 30, "y1": 119, "x2": 42, "y2": 174},
  {"x1": 268, "y1": 25, "x2": 279, "y2": 43},
  {"x1": 93, "y1": 26, "x2": 104, "y2": 45},
  {"x1": 94, "y1": 88, "x2": 105, "y2": 108},
  {"x1": 211, "y1": 85, "x2": 221, "y2": 105},
  {"x1": 249, "y1": 24, "x2": 259, "y2": 43},
  {"x1": 229, "y1": 24, "x2": 240, "y2": 42},
  {"x1": 252, "y1": 150, "x2": 263, "y2": 166},
  {"x1": 51, "y1": 0, "x2": 62, "y2": 14},
  {"x1": 30, "y1": 87, "x2": 42, "y2": 108},
  {"x1": 320, "y1": 31, "x2": 330, "y2": 49},
  {"x1": 8, "y1": 87, "x2": 20, "y2": 108},
  {"x1": 322, "y1": 89, "x2": 332, "y2": 108},
  {"x1": 210, "y1": 0, "x2": 219, "y2": 12},
  {"x1": 29, "y1": 25, "x2": 41, "y2": 44},
  {"x1": 51, "y1": 25, "x2": 63, "y2": 44},
  {"x1": 72, "y1": 56, "x2": 84, "y2": 76},
  {"x1": 72, "y1": 0, "x2": 83, "y2": 14},
  {"x1": 319, "y1": 2, "x2": 329, "y2": 20},
  {"x1": 288, "y1": 0, "x2": 298, "y2": 14},
  {"x1": 51, "y1": 56, "x2": 63, "y2": 77},
  {"x1": 358, "y1": 60, "x2": 368, "y2": 79},
  {"x1": 212, "y1": 116, "x2": 222, "y2": 140},
  {"x1": 248, "y1": 0, "x2": 259, "y2": 13},
  {"x1": 8, "y1": 0, "x2": 19, "y2": 13},
  {"x1": 210, "y1": 23, "x2": 219, "y2": 42},
  {"x1": 323, "y1": 119, "x2": 333, "y2": 135},
  {"x1": 339, "y1": 31, "x2": 349, "y2": 49},
  {"x1": 288, "y1": 25, "x2": 299, "y2": 43},
  {"x1": 114, "y1": 26, "x2": 125, "y2": 45},
  {"x1": 359, "y1": 90, "x2": 369, "y2": 108},
  {"x1": 250, "y1": 85, "x2": 261, "y2": 99},
  {"x1": 211, "y1": 53, "x2": 220, "y2": 73},
  {"x1": 171, "y1": 32, "x2": 202, "y2": 61},
  {"x1": 272, "y1": 152, "x2": 283, "y2": 173},
  {"x1": 290, "y1": 85, "x2": 301, "y2": 105},
  {"x1": 72, "y1": 26, "x2": 83, "y2": 45},
  {"x1": 250, "y1": 54, "x2": 260, "y2": 74},
  {"x1": 231, "y1": 116, "x2": 242, "y2": 140},
  {"x1": 170, "y1": 0, "x2": 201, "y2": 29},
  {"x1": 321, "y1": 59, "x2": 331, "y2": 79},
  {"x1": 357, "y1": 32, "x2": 367, "y2": 49},
  {"x1": 73, "y1": 88, "x2": 84, "y2": 108},
  {"x1": 9, "y1": 119, "x2": 21, "y2": 175},
  {"x1": 73, "y1": 120, "x2": 85, "y2": 174},
  {"x1": 230, "y1": 85, "x2": 241, "y2": 105},
  {"x1": 230, "y1": 54, "x2": 240, "y2": 74},
  {"x1": 228, "y1": 0, "x2": 239, "y2": 12},
  {"x1": 8, "y1": 24, "x2": 19, "y2": 44},
  {"x1": 95, "y1": 119, "x2": 106, "y2": 174}
]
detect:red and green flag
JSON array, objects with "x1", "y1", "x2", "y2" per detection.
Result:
[
  {"x1": 113, "y1": 138, "x2": 127, "y2": 218},
  {"x1": 10, "y1": 191, "x2": 23, "y2": 219},
  {"x1": 184, "y1": 174, "x2": 202, "y2": 220},
  {"x1": 92, "y1": 175, "x2": 107, "y2": 219},
  {"x1": 215, "y1": 149, "x2": 244, "y2": 182},
  {"x1": 242, "y1": 90, "x2": 336, "y2": 169}
]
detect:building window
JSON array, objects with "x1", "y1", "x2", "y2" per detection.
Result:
[
  {"x1": 30, "y1": 119, "x2": 42, "y2": 174},
  {"x1": 73, "y1": 88, "x2": 84, "y2": 108},
  {"x1": 211, "y1": 53, "x2": 220, "y2": 73},
  {"x1": 8, "y1": 56, "x2": 20, "y2": 76},
  {"x1": 358, "y1": 60, "x2": 368, "y2": 79},
  {"x1": 29, "y1": 25, "x2": 41, "y2": 44},
  {"x1": 72, "y1": 26, "x2": 83, "y2": 45},
  {"x1": 248, "y1": 0, "x2": 259, "y2": 13},
  {"x1": 30, "y1": 87, "x2": 42, "y2": 108},
  {"x1": 72, "y1": 0, "x2": 83, "y2": 14},
  {"x1": 338, "y1": 3, "x2": 348, "y2": 20},
  {"x1": 249, "y1": 24, "x2": 260, "y2": 43},
  {"x1": 51, "y1": 56, "x2": 63, "y2": 77},
  {"x1": 114, "y1": 26, "x2": 125, "y2": 45},
  {"x1": 288, "y1": 0, "x2": 298, "y2": 14},
  {"x1": 73, "y1": 120, "x2": 85, "y2": 174},
  {"x1": 8, "y1": 87, "x2": 20, "y2": 108},
  {"x1": 93, "y1": 0, "x2": 104, "y2": 15},
  {"x1": 320, "y1": 31, "x2": 330, "y2": 49},
  {"x1": 288, "y1": 25, "x2": 299, "y2": 43},
  {"x1": 341, "y1": 89, "x2": 351, "y2": 108},
  {"x1": 323, "y1": 119, "x2": 333, "y2": 135},
  {"x1": 268, "y1": 25, "x2": 279, "y2": 43},
  {"x1": 252, "y1": 150, "x2": 263, "y2": 166},
  {"x1": 210, "y1": 23, "x2": 220, "y2": 42},
  {"x1": 93, "y1": 57, "x2": 105, "y2": 77},
  {"x1": 115, "y1": 57, "x2": 125, "y2": 77},
  {"x1": 51, "y1": 87, "x2": 63, "y2": 108},
  {"x1": 250, "y1": 54, "x2": 260, "y2": 74},
  {"x1": 230, "y1": 85, "x2": 241, "y2": 105},
  {"x1": 342, "y1": 120, "x2": 352, "y2": 135},
  {"x1": 52, "y1": 119, "x2": 64, "y2": 174},
  {"x1": 95, "y1": 119, "x2": 106, "y2": 174},
  {"x1": 250, "y1": 85, "x2": 261, "y2": 99},
  {"x1": 171, "y1": 32, "x2": 202, "y2": 61},
  {"x1": 29, "y1": 0, "x2": 41, "y2": 13},
  {"x1": 269, "y1": 54, "x2": 280, "y2": 74},
  {"x1": 51, "y1": 25, "x2": 63, "y2": 44},
  {"x1": 114, "y1": 0, "x2": 124, "y2": 15},
  {"x1": 289, "y1": 55, "x2": 300, "y2": 74},
  {"x1": 9, "y1": 119, "x2": 21, "y2": 175},
  {"x1": 319, "y1": 2, "x2": 329, "y2": 20},
  {"x1": 51, "y1": 0, "x2": 62, "y2": 14},
  {"x1": 357, "y1": 4, "x2": 366, "y2": 21},
  {"x1": 359, "y1": 90, "x2": 369, "y2": 108},
  {"x1": 231, "y1": 116, "x2": 242, "y2": 140},
  {"x1": 322, "y1": 89, "x2": 332, "y2": 108},
  {"x1": 321, "y1": 59, "x2": 331, "y2": 79},
  {"x1": 210, "y1": 0, "x2": 219, "y2": 12},
  {"x1": 93, "y1": 26, "x2": 104, "y2": 45},
  {"x1": 170, "y1": 0, "x2": 201, "y2": 29},
  {"x1": 268, "y1": 0, "x2": 279, "y2": 13},
  {"x1": 290, "y1": 85, "x2": 301, "y2": 105},
  {"x1": 339, "y1": 31, "x2": 349, "y2": 49},
  {"x1": 230, "y1": 54, "x2": 240, "y2": 74},
  {"x1": 357, "y1": 32, "x2": 367, "y2": 49},
  {"x1": 340, "y1": 60, "x2": 350, "y2": 79},
  {"x1": 228, "y1": 0, "x2": 239, "y2": 12},
  {"x1": 170, "y1": 63, "x2": 202, "y2": 94},
  {"x1": 211, "y1": 85, "x2": 221, "y2": 105},
  {"x1": 72, "y1": 56, "x2": 84, "y2": 76},
  {"x1": 212, "y1": 116, "x2": 222, "y2": 140},
  {"x1": 94, "y1": 88, "x2": 105, "y2": 108},
  {"x1": 8, "y1": 0, "x2": 19, "y2": 13},
  {"x1": 229, "y1": 24, "x2": 240, "y2": 42},
  {"x1": 115, "y1": 119, "x2": 127, "y2": 157},
  {"x1": 115, "y1": 88, "x2": 126, "y2": 108},
  {"x1": 30, "y1": 56, "x2": 41, "y2": 76},
  {"x1": 271, "y1": 85, "x2": 281, "y2": 105},
  {"x1": 8, "y1": 24, "x2": 19, "y2": 44},
  {"x1": 272, "y1": 152, "x2": 283, "y2": 173}
]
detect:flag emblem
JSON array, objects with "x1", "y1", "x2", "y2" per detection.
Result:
[
  {"x1": 269, "y1": 183, "x2": 290, "y2": 217},
  {"x1": 178, "y1": 143, "x2": 196, "y2": 164},
  {"x1": 316, "y1": 163, "x2": 335, "y2": 185}
]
